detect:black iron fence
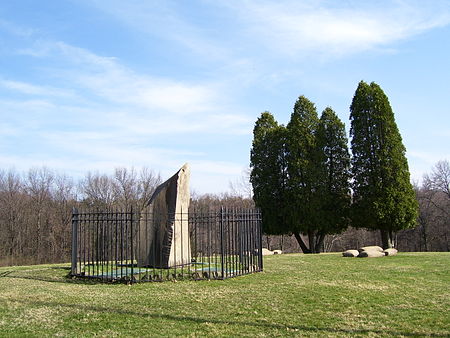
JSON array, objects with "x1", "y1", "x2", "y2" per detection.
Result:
[{"x1": 71, "y1": 207, "x2": 263, "y2": 283}]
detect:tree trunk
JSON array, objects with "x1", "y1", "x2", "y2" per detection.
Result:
[
  {"x1": 380, "y1": 229, "x2": 394, "y2": 249},
  {"x1": 37, "y1": 210, "x2": 41, "y2": 263},
  {"x1": 314, "y1": 233, "x2": 325, "y2": 253},
  {"x1": 445, "y1": 232, "x2": 449, "y2": 252},
  {"x1": 308, "y1": 230, "x2": 315, "y2": 253},
  {"x1": 266, "y1": 235, "x2": 271, "y2": 251},
  {"x1": 294, "y1": 232, "x2": 311, "y2": 253},
  {"x1": 420, "y1": 221, "x2": 429, "y2": 252}
]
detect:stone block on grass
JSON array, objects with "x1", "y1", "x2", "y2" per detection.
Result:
[
  {"x1": 342, "y1": 250, "x2": 360, "y2": 257},
  {"x1": 383, "y1": 248, "x2": 398, "y2": 256},
  {"x1": 358, "y1": 250, "x2": 385, "y2": 258},
  {"x1": 359, "y1": 245, "x2": 383, "y2": 253},
  {"x1": 262, "y1": 248, "x2": 274, "y2": 256}
]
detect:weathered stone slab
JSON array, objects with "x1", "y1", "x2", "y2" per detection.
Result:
[
  {"x1": 358, "y1": 250, "x2": 385, "y2": 258},
  {"x1": 137, "y1": 164, "x2": 191, "y2": 268},
  {"x1": 383, "y1": 248, "x2": 398, "y2": 256},
  {"x1": 342, "y1": 249, "x2": 359, "y2": 257},
  {"x1": 359, "y1": 246, "x2": 383, "y2": 253}
]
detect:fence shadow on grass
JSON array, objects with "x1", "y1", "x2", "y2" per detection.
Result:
[
  {"x1": 2, "y1": 298, "x2": 447, "y2": 337},
  {"x1": 0, "y1": 266, "x2": 104, "y2": 285}
]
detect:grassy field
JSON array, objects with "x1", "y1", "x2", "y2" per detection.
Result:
[{"x1": 0, "y1": 252, "x2": 449, "y2": 337}]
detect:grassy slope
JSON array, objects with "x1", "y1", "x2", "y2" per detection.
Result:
[{"x1": 0, "y1": 252, "x2": 449, "y2": 337}]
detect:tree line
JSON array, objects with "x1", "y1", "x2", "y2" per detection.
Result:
[
  {"x1": 0, "y1": 159, "x2": 448, "y2": 267},
  {"x1": 0, "y1": 165, "x2": 259, "y2": 267},
  {"x1": 250, "y1": 81, "x2": 421, "y2": 252},
  {"x1": 0, "y1": 167, "x2": 162, "y2": 266}
]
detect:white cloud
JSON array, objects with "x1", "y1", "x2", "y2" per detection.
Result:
[
  {"x1": 85, "y1": 0, "x2": 231, "y2": 61},
  {"x1": 0, "y1": 79, "x2": 76, "y2": 97},
  {"x1": 32, "y1": 41, "x2": 222, "y2": 115},
  {"x1": 7, "y1": 40, "x2": 252, "y2": 134},
  {"x1": 88, "y1": 0, "x2": 450, "y2": 60},
  {"x1": 1, "y1": 39, "x2": 253, "y2": 193},
  {"x1": 225, "y1": 0, "x2": 450, "y2": 58}
]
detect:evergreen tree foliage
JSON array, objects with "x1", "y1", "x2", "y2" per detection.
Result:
[
  {"x1": 350, "y1": 81, "x2": 418, "y2": 248},
  {"x1": 285, "y1": 96, "x2": 322, "y2": 253},
  {"x1": 315, "y1": 107, "x2": 351, "y2": 239},
  {"x1": 250, "y1": 112, "x2": 288, "y2": 235},
  {"x1": 250, "y1": 97, "x2": 352, "y2": 253}
]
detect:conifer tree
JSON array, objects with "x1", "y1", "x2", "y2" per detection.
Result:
[
  {"x1": 286, "y1": 96, "x2": 322, "y2": 253},
  {"x1": 315, "y1": 107, "x2": 351, "y2": 243},
  {"x1": 350, "y1": 81, "x2": 418, "y2": 248},
  {"x1": 250, "y1": 112, "x2": 288, "y2": 235},
  {"x1": 251, "y1": 98, "x2": 352, "y2": 253}
]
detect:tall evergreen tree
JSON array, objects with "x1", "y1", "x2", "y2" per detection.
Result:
[
  {"x1": 251, "y1": 98, "x2": 352, "y2": 253},
  {"x1": 286, "y1": 96, "x2": 322, "y2": 253},
  {"x1": 315, "y1": 107, "x2": 351, "y2": 244},
  {"x1": 350, "y1": 81, "x2": 418, "y2": 248},
  {"x1": 250, "y1": 112, "x2": 288, "y2": 235}
]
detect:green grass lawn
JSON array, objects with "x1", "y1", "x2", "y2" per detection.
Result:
[{"x1": 0, "y1": 252, "x2": 449, "y2": 337}]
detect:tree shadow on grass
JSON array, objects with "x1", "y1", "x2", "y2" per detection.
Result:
[{"x1": 2, "y1": 298, "x2": 447, "y2": 337}]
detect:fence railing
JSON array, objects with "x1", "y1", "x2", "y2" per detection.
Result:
[{"x1": 71, "y1": 207, "x2": 263, "y2": 283}]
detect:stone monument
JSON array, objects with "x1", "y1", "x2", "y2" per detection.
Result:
[{"x1": 137, "y1": 163, "x2": 191, "y2": 268}]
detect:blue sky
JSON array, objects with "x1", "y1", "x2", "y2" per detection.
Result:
[{"x1": 1, "y1": 0, "x2": 449, "y2": 194}]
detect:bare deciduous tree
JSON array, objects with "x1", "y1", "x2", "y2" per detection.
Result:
[
  {"x1": 0, "y1": 170, "x2": 26, "y2": 264},
  {"x1": 136, "y1": 167, "x2": 162, "y2": 210},
  {"x1": 114, "y1": 167, "x2": 138, "y2": 209},
  {"x1": 52, "y1": 174, "x2": 76, "y2": 259},
  {"x1": 79, "y1": 172, "x2": 116, "y2": 208},
  {"x1": 26, "y1": 167, "x2": 54, "y2": 262},
  {"x1": 229, "y1": 168, "x2": 253, "y2": 199},
  {"x1": 423, "y1": 160, "x2": 450, "y2": 198}
]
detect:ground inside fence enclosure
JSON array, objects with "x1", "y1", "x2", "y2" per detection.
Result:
[
  {"x1": 77, "y1": 256, "x2": 261, "y2": 282},
  {"x1": 71, "y1": 208, "x2": 264, "y2": 283}
]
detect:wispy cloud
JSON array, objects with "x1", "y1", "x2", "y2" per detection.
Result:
[
  {"x1": 0, "y1": 19, "x2": 34, "y2": 37},
  {"x1": 222, "y1": 0, "x2": 450, "y2": 58},
  {"x1": 1, "y1": 37, "x2": 253, "y2": 192},
  {"x1": 85, "y1": 0, "x2": 231, "y2": 62},
  {"x1": 0, "y1": 79, "x2": 76, "y2": 97},
  {"x1": 84, "y1": 1, "x2": 450, "y2": 60},
  {"x1": 8, "y1": 40, "x2": 252, "y2": 132},
  {"x1": 3, "y1": 1, "x2": 448, "y2": 193}
]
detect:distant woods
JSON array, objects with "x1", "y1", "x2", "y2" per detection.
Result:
[
  {"x1": 0, "y1": 167, "x2": 162, "y2": 266},
  {"x1": 0, "y1": 159, "x2": 448, "y2": 267},
  {"x1": 0, "y1": 166, "x2": 257, "y2": 267}
]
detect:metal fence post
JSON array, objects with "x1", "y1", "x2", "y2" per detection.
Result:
[
  {"x1": 71, "y1": 207, "x2": 79, "y2": 276},
  {"x1": 258, "y1": 209, "x2": 263, "y2": 271},
  {"x1": 220, "y1": 206, "x2": 225, "y2": 279},
  {"x1": 130, "y1": 206, "x2": 134, "y2": 283}
]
